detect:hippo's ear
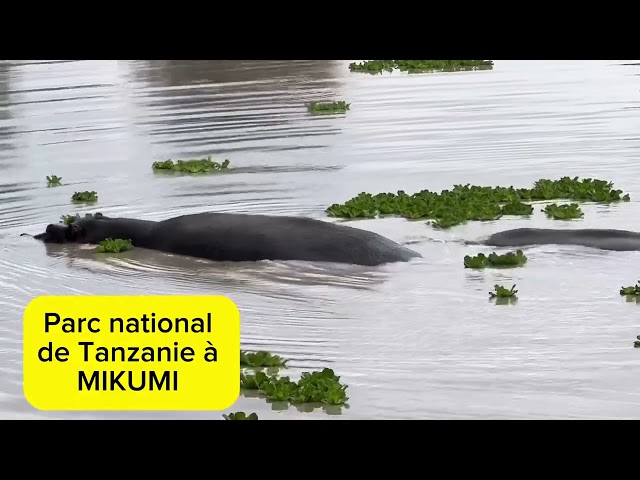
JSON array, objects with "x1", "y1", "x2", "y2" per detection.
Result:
[{"x1": 65, "y1": 223, "x2": 84, "y2": 241}]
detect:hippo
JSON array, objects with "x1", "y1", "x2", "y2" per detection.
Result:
[
  {"x1": 481, "y1": 227, "x2": 640, "y2": 251},
  {"x1": 23, "y1": 212, "x2": 422, "y2": 266}
]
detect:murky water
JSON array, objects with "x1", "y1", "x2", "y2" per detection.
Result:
[{"x1": 1, "y1": 60, "x2": 640, "y2": 420}]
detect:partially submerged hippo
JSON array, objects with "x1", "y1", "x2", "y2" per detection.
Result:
[{"x1": 25, "y1": 212, "x2": 422, "y2": 266}]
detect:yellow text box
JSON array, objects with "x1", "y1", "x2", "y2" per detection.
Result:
[{"x1": 23, "y1": 295, "x2": 240, "y2": 411}]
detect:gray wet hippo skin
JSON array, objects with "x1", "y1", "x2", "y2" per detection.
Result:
[
  {"x1": 25, "y1": 212, "x2": 422, "y2": 266},
  {"x1": 483, "y1": 227, "x2": 640, "y2": 251}
]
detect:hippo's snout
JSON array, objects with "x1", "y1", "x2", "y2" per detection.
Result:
[{"x1": 25, "y1": 223, "x2": 68, "y2": 243}]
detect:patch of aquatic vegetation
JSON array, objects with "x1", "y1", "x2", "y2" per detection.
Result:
[
  {"x1": 634, "y1": 336, "x2": 640, "y2": 348},
  {"x1": 241, "y1": 367, "x2": 348, "y2": 406},
  {"x1": 326, "y1": 177, "x2": 631, "y2": 229},
  {"x1": 46, "y1": 175, "x2": 62, "y2": 187},
  {"x1": 620, "y1": 281, "x2": 640, "y2": 296},
  {"x1": 61, "y1": 214, "x2": 78, "y2": 226},
  {"x1": 500, "y1": 201, "x2": 534, "y2": 216},
  {"x1": 348, "y1": 60, "x2": 494, "y2": 75},
  {"x1": 241, "y1": 350, "x2": 288, "y2": 368},
  {"x1": 489, "y1": 284, "x2": 518, "y2": 299},
  {"x1": 223, "y1": 411, "x2": 258, "y2": 420},
  {"x1": 71, "y1": 191, "x2": 98, "y2": 203},
  {"x1": 60, "y1": 212, "x2": 104, "y2": 225},
  {"x1": 489, "y1": 284, "x2": 519, "y2": 305},
  {"x1": 307, "y1": 101, "x2": 350, "y2": 114},
  {"x1": 152, "y1": 157, "x2": 230, "y2": 174},
  {"x1": 543, "y1": 203, "x2": 584, "y2": 220},
  {"x1": 96, "y1": 238, "x2": 133, "y2": 254},
  {"x1": 464, "y1": 250, "x2": 528, "y2": 269}
]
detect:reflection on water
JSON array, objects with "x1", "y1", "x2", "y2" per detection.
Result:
[
  {"x1": 1, "y1": 60, "x2": 640, "y2": 419},
  {"x1": 41, "y1": 241, "x2": 391, "y2": 295},
  {"x1": 131, "y1": 59, "x2": 347, "y2": 157},
  {"x1": 0, "y1": 63, "x2": 16, "y2": 168}
]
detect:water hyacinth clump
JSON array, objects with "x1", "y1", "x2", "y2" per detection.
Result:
[
  {"x1": 71, "y1": 191, "x2": 98, "y2": 203},
  {"x1": 326, "y1": 177, "x2": 630, "y2": 229},
  {"x1": 307, "y1": 101, "x2": 350, "y2": 114},
  {"x1": 152, "y1": 157, "x2": 230, "y2": 174},
  {"x1": 348, "y1": 60, "x2": 494, "y2": 74},
  {"x1": 464, "y1": 250, "x2": 528, "y2": 269},
  {"x1": 620, "y1": 281, "x2": 640, "y2": 296},
  {"x1": 46, "y1": 175, "x2": 62, "y2": 186},
  {"x1": 95, "y1": 238, "x2": 133, "y2": 253},
  {"x1": 60, "y1": 212, "x2": 104, "y2": 225},
  {"x1": 542, "y1": 203, "x2": 584, "y2": 220},
  {"x1": 240, "y1": 350, "x2": 288, "y2": 368},
  {"x1": 489, "y1": 284, "x2": 518, "y2": 299},
  {"x1": 240, "y1": 367, "x2": 349, "y2": 406}
]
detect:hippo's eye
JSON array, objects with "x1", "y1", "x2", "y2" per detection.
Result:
[{"x1": 66, "y1": 223, "x2": 83, "y2": 240}]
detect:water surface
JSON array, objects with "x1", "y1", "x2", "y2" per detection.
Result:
[{"x1": 1, "y1": 60, "x2": 640, "y2": 419}]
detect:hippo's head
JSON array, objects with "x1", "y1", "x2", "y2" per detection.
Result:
[
  {"x1": 23, "y1": 214, "x2": 108, "y2": 244},
  {"x1": 27, "y1": 222, "x2": 89, "y2": 244}
]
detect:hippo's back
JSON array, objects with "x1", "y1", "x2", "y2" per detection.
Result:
[{"x1": 155, "y1": 212, "x2": 421, "y2": 265}]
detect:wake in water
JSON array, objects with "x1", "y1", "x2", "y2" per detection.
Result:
[{"x1": 38, "y1": 242, "x2": 393, "y2": 293}]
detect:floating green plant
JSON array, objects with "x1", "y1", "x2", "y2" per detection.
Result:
[
  {"x1": 46, "y1": 175, "x2": 62, "y2": 187},
  {"x1": 240, "y1": 371, "x2": 272, "y2": 390},
  {"x1": 307, "y1": 101, "x2": 350, "y2": 115},
  {"x1": 543, "y1": 203, "x2": 584, "y2": 220},
  {"x1": 489, "y1": 284, "x2": 518, "y2": 299},
  {"x1": 71, "y1": 191, "x2": 98, "y2": 203},
  {"x1": 223, "y1": 411, "x2": 258, "y2": 420},
  {"x1": 326, "y1": 177, "x2": 630, "y2": 229},
  {"x1": 464, "y1": 250, "x2": 528, "y2": 269},
  {"x1": 348, "y1": 60, "x2": 494, "y2": 75},
  {"x1": 241, "y1": 367, "x2": 348, "y2": 406},
  {"x1": 620, "y1": 281, "x2": 640, "y2": 296},
  {"x1": 95, "y1": 238, "x2": 133, "y2": 253},
  {"x1": 500, "y1": 201, "x2": 534, "y2": 216},
  {"x1": 634, "y1": 336, "x2": 640, "y2": 348},
  {"x1": 152, "y1": 157, "x2": 230, "y2": 174},
  {"x1": 60, "y1": 214, "x2": 78, "y2": 225},
  {"x1": 240, "y1": 350, "x2": 288, "y2": 368},
  {"x1": 60, "y1": 212, "x2": 104, "y2": 225}
]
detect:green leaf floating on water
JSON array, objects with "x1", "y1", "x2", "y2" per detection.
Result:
[
  {"x1": 295, "y1": 368, "x2": 348, "y2": 405},
  {"x1": 542, "y1": 203, "x2": 584, "y2": 220},
  {"x1": 464, "y1": 253, "x2": 488, "y2": 268},
  {"x1": 96, "y1": 238, "x2": 133, "y2": 254},
  {"x1": 223, "y1": 411, "x2": 258, "y2": 420},
  {"x1": 260, "y1": 377, "x2": 299, "y2": 402},
  {"x1": 464, "y1": 250, "x2": 527, "y2": 269},
  {"x1": 489, "y1": 284, "x2": 518, "y2": 298},
  {"x1": 46, "y1": 175, "x2": 62, "y2": 187},
  {"x1": 620, "y1": 281, "x2": 640, "y2": 296},
  {"x1": 487, "y1": 250, "x2": 528, "y2": 266},
  {"x1": 60, "y1": 212, "x2": 104, "y2": 226},
  {"x1": 152, "y1": 156, "x2": 230, "y2": 174},
  {"x1": 307, "y1": 101, "x2": 350, "y2": 115},
  {"x1": 60, "y1": 214, "x2": 78, "y2": 225},
  {"x1": 240, "y1": 371, "x2": 273, "y2": 390},
  {"x1": 500, "y1": 201, "x2": 534, "y2": 216},
  {"x1": 72, "y1": 191, "x2": 98, "y2": 203},
  {"x1": 240, "y1": 350, "x2": 288, "y2": 368}
]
